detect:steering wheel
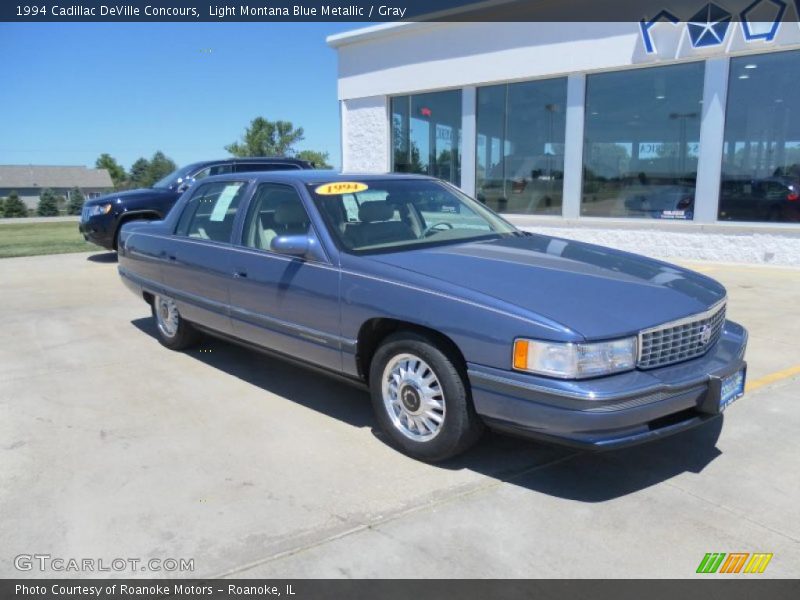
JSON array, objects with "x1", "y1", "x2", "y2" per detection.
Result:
[{"x1": 422, "y1": 222, "x2": 454, "y2": 237}]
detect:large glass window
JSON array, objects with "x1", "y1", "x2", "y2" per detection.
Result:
[
  {"x1": 719, "y1": 51, "x2": 800, "y2": 223},
  {"x1": 391, "y1": 91, "x2": 462, "y2": 185},
  {"x1": 476, "y1": 78, "x2": 567, "y2": 215},
  {"x1": 582, "y1": 63, "x2": 705, "y2": 220}
]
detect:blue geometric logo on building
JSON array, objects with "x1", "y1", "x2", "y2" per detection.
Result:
[
  {"x1": 687, "y1": 3, "x2": 732, "y2": 47},
  {"x1": 640, "y1": 10, "x2": 681, "y2": 53},
  {"x1": 740, "y1": 0, "x2": 787, "y2": 42}
]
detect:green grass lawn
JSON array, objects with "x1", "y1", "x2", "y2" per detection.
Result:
[{"x1": 0, "y1": 221, "x2": 95, "y2": 258}]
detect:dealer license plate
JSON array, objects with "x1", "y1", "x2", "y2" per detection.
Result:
[{"x1": 720, "y1": 369, "x2": 745, "y2": 411}]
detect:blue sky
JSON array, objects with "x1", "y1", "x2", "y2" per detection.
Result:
[{"x1": 0, "y1": 22, "x2": 361, "y2": 170}]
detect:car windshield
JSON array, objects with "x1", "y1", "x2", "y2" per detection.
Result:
[
  {"x1": 152, "y1": 165, "x2": 196, "y2": 190},
  {"x1": 309, "y1": 178, "x2": 518, "y2": 253}
]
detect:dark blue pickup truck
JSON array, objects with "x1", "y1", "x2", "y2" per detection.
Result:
[{"x1": 79, "y1": 157, "x2": 312, "y2": 250}]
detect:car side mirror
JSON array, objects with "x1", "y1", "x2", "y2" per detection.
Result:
[{"x1": 270, "y1": 235, "x2": 310, "y2": 258}]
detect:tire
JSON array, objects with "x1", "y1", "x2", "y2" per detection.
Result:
[
  {"x1": 369, "y1": 332, "x2": 484, "y2": 462},
  {"x1": 152, "y1": 294, "x2": 201, "y2": 351}
]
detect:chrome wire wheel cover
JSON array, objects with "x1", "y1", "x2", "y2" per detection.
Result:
[
  {"x1": 155, "y1": 295, "x2": 180, "y2": 339},
  {"x1": 381, "y1": 353, "x2": 446, "y2": 442}
]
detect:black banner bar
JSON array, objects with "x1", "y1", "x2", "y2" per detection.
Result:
[
  {"x1": 3, "y1": 0, "x2": 800, "y2": 22},
  {"x1": 3, "y1": 580, "x2": 800, "y2": 600}
]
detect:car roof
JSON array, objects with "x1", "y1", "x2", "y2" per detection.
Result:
[
  {"x1": 183, "y1": 157, "x2": 312, "y2": 170},
  {"x1": 199, "y1": 170, "x2": 438, "y2": 185}
]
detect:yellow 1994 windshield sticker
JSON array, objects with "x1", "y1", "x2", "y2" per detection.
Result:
[{"x1": 315, "y1": 181, "x2": 369, "y2": 195}]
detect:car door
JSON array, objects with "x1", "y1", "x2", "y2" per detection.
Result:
[
  {"x1": 228, "y1": 182, "x2": 342, "y2": 372},
  {"x1": 159, "y1": 180, "x2": 250, "y2": 336}
]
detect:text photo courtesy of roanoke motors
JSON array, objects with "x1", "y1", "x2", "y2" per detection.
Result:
[{"x1": 1, "y1": 1, "x2": 800, "y2": 599}]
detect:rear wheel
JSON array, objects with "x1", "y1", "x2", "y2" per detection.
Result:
[
  {"x1": 369, "y1": 332, "x2": 483, "y2": 462},
  {"x1": 152, "y1": 294, "x2": 200, "y2": 350}
]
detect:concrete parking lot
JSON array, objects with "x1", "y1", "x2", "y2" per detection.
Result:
[{"x1": 1, "y1": 251, "x2": 798, "y2": 578}]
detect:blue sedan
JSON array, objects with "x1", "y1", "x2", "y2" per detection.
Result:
[{"x1": 117, "y1": 171, "x2": 747, "y2": 461}]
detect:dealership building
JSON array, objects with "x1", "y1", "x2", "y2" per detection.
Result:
[{"x1": 328, "y1": 1, "x2": 800, "y2": 264}]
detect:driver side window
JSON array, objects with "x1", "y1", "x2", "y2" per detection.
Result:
[{"x1": 242, "y1": 184, "x2": 311, "y2": 252}]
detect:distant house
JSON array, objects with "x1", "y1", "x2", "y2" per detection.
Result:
[{"x1": 0, "y1": 165, "x2": 113, "y2": 210}]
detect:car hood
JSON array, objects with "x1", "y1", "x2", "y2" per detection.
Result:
[
  {"x1": 84, "y1": 187, "x2": 176, "y2": 206},
  {"x1": 367, "y1": 234, "x2": 727, "y2": 340}
]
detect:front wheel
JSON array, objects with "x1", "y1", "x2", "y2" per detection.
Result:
[
  {"x1": 152, "y1": 294, "x2": 200, "y2": 350},
  {"x1": 369, "y1": 332, "x2": 484, "y2": 462}
]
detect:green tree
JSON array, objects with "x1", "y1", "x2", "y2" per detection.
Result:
[
  {"x1": 3, "y1": 191, "x2": 28, "y2": 218},
  {"x1": 67, "y1": 187, "x2": 86, "y2": 215},
  {"x1": 126, "y1": 152, "x2": 177, "y2": 189},
  {"x1": 226, "y1": 117, "x2": 305, "y2": 157},
  {"x1": 95, "y1": 153, "x2": 127, "y2": 188},
  {"x1": 37, "y1": 188, "x2": 60, "y2": 217},
  {"x1": 146, "y1": 151, "x2": 176, "y2": 185},
  {"x1": 128, "y1": 158, "x2": 151, "y2": 189},
  {"x1": 296, "y1": 149, "x2": 332, "y2": 169}
]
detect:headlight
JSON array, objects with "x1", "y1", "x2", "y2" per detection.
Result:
[
  {"x1": 89, "y1": 203, "x2": 113, "y2": 216},
  {"x1": 513, "y1": 337, "x2": 637, "y2": 379}
]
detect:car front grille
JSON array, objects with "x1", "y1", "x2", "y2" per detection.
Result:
[{"x1": 637, "y1": 300, "x2": 726, "y2": 369}]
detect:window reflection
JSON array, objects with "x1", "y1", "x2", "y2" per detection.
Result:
[
  {"x1": 719, "y1": 51, "x2": 800, "y2": 223},
  {"x1": 391, "y1": 91, "x2": 462, "y2": 185},
  {"x1": 582, "y1": 63, "x2": 705, "y2": 220},
  {"x1": 476, "y1": 78, "x2": 567, "y2": 215}
]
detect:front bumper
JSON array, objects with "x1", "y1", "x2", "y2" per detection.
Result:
[
  {"x1": 468, "y1": 320, "x2": 748, "y2": 450},
  {"x1": 78, "y1": 213, "x2": 116, "y2": 250}
]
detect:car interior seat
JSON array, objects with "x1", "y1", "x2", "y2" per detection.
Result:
[
  {"x1": 255, "y1": 193, "x2": 309, "y2": 250},
  {"x1": 349, "y1": 201, "x2": 416, "y2": 247}
]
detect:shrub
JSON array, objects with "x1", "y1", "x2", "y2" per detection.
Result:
[
  {"x1": 67, "y1": 187, "x2": 85, "y2": 215},
  {"x1": 3, "y1": 191, "x2": 28, "y2": 218},
  {"x1": 37, "y1": 188, "x2": 59, "y2": 217}
]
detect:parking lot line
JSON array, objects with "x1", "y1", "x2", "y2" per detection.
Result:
[{"x1": 746, "y1": 364, "x2": 800, "y2": 393}]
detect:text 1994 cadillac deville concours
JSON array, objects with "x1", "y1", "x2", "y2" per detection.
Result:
[{"x1": 117, "y1": 171, "x2": 747, "y2": 461}]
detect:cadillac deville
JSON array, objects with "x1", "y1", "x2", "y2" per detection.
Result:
[{"x1": 117, "y1": 171, "x2": 747, "y2": 461}]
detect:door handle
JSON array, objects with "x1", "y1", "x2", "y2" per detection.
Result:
[{"x1": 233, "y1": 270, "x2": 248, "y2": 279}]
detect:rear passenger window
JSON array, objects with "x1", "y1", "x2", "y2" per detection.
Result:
[
  {"x1": 242, "y1": 184, "x2": 310, "y2": 251},
  {"x1": 175, "y1": 182, "x2": 247, "y2": 243}
]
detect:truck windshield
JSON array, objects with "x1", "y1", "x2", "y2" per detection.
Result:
[
  {"x1": 309, "y1": 178, "x2": 518, "y2": 253},
  {"x1": 152, "y1": 165, "x2": 196, "y2": 190}
]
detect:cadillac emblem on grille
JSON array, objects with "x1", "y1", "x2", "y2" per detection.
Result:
[{"x1": 700, "y1": 324, "x2": 712, "y2": 345}]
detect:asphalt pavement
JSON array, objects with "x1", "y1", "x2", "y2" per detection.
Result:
[{"x1": 1, "y1": 251, "x2": 798, "y2": 578}]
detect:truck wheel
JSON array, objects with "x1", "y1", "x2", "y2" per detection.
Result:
[
  {"x1": 369, "y1": 332, "x2": 484, "y2": 462},
  {"x1": 152, "y1": 294, "x2": 200, "y2": 350}
]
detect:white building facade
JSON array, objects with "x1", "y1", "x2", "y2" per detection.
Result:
[{"x1": 328, "y1": 5, "x2": 800, "y2": 265}]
